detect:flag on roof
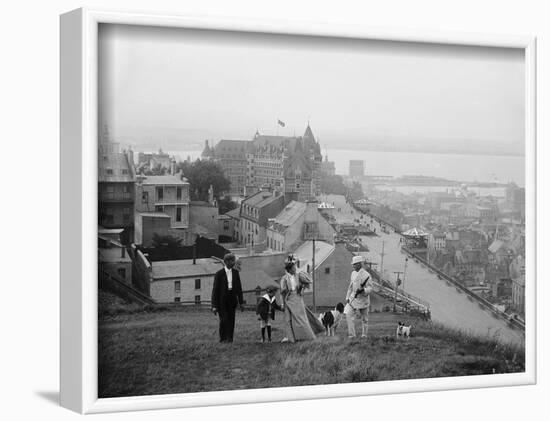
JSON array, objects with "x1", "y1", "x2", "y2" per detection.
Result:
[{"x1": 277, "y1": 119, "x2": 285, "y2": 127}]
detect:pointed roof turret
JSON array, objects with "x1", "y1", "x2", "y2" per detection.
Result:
[
  {"x1": 303, "y1": 123, "x2": 315, "y2": 142},
  {"x1": 201, "y1": 139, "x2": 214, "y2": 159}
]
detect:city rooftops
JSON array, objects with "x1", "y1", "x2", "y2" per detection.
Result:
[
  {"x1": 98, "y1": 152, "x2": 134, "y2": 183},
  {"x1": 138, "y1": 212, "x2": 171, "y2": 218},
  {"x1": 242, "y1": 190, "x2": 281, "y2": 209},
  {"x1": 225, "y1": 208, "x2": 241, "y2": 219},
  {"x1": 151, "y1": 258, "x2": 223, "y2": 280},
  {"x1": 268, "y1": 201, "x2": 307, "y2": 233},
  {"x1": 140, "y1": 175, "x2": 188, "y2": 185},
  {"x1": 293, "y1": 240, "x2": 335, "y2": 271}
]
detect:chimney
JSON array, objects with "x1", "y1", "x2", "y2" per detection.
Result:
[
  {"x1": 127, "y1": 148, "x2": 134, "y2": 167},
  {"x1": 193, "y1": 243, "x2": 197, "y2": 264},
  {"x1": 208, "y1": 184, "x2": 214, "y2": 205},
  {"x1": 121, "y1": 246, "x2": 126, "y2": 258},
  {"x1": 170, "y1": 159, "x2": 176, "y2": 175}
]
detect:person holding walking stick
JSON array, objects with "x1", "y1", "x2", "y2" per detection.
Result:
[{"x1": 344, "y1": 255, "x2": 374, "y2": 339}]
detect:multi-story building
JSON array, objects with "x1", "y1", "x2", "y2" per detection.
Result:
[
  {"x1": 98, "y1": 141, "x2": 136, "y2": 243},
  {"x1": 205, "y1": 139, "x2": 251, "y2": 197},
  {"x1": 134, "y1": 174, "x2": 191, "y2": 245},
  {"x1": 150, "y1": 258, "x2": 222, "y2": 304},
  {"x1": 429, "y1": 231, "x2": 447, "y2": 252},
  {"x1": 202, "y1": 124, "x2": 322, "y2": 201},
  {"x1": 98, "y1": 235, "x2": 133, "y2": 284},
  {"x1": 349, "y1": 160, "x2": 365, "y2": 178},
  {"x1": 266, "y1": 201, "x2": 307, "y2": 253},
  {"x1": 239, "y1": 189, "x2": 285, "y2": 247},
  {"x1": 320, "y1": 153, "x2": 336, "y2": 177},
  {"x1": 509, "y1": 255, "x2": 525, "y2": 316},
  {"x1": 266, "y1": 200, "x2": 336, "y2": 253}
]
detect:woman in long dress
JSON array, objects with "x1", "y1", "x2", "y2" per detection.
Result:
[{"x1": 280, "y1": 260, "x2": 324, "y2": 342}]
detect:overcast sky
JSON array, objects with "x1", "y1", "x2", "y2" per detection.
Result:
[{"x1": 98, "y1": 24, "x2": 525, "y2": 155}]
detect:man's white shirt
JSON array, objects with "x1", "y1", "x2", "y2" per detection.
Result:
[{"x1": 225, "y1": 266, "x2": 233, "y2": 290}]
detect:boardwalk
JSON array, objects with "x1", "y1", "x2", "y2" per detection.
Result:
[{"x1": 325, "y1": 194, "x2": 524, "y2": 345}]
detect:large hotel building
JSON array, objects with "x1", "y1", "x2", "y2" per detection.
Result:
[{"x1": 201, "y1": 124, "x2": 323, "y2": 201}]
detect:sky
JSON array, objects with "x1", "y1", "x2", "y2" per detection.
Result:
[{"x1": 98, "y1": 23, "x2": 525, "y2": 155}]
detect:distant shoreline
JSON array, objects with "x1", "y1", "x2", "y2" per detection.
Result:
[{"x1": 137, "y1": 146, "x2": 524, "y2": 158}]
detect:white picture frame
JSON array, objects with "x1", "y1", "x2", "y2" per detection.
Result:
[{"x1": 60, "y1": 7, "x2": 537, "y2": 414}]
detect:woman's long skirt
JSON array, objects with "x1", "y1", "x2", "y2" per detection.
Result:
[{"x1": 284, "y1": 294, "x2": 323, "y2": 341}]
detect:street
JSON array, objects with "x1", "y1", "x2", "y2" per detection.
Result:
[{"x1": 325, "y1": 194, "x2": 524, "y2": 345}]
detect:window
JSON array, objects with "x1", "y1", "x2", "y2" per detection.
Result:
[
  {"x1": 156, "y1": 186, "x2": 164, "y2": 201},
  {"x1": 175, "y1": 281, "x2": 181, "y2": 293},
  {"x1": 195, "y1": 279, "x2": 201, "y2": 290},
  {"x1": 121, "y1": 169, "x2": 128, "y2": 175},
  {"x1": 177, "y1": 187, "x2": 182, "y2": 200},
  {"x1": 106, "y1": 168, "x2": 113, "y2": 175},
  {"x1": 194, "y1": 295, "x2": 201, "y2": 305},
  {"x1": 223, "y1": 220, "x2": 230, "y2": 231},
  {"x1": 142, "y1": 191, "x2": 149, "y2": 203},
  {"x1": 155, "y1": 205, "x2": 163, "y2": 213},
  {"x1": 325, "y1": 267, "x2": 331, "y2": 274},
  {"x1": 174, "y1": 297, "x2": 181, "y2": 303},
  {"x1": 123, "y1": 208, "x2": 130, "y2": 223},
  {"x1": 176, "y1": 207, "x2": 182, "y2": 222},
  {"x1": 117, "y1": 268, "x2": 126, "y2": 279}
]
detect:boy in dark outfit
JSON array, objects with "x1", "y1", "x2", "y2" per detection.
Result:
[{"x1": 255, "y1": 285, "x2": 284, "y2": 343}]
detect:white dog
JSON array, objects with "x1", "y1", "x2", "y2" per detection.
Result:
[
  {"x1": 318, "y1": 303, "x2": 345, "y2": 336},
  {"x1": 396, "y1": 322, "x2": 412, "y2": 339}
]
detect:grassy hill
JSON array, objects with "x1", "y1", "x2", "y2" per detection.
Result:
[{"x1": 98, "y1": 297, "x2": 524, "y2": 398}]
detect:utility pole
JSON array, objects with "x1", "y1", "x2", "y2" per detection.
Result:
[
  {"x1": 393, "y1": 271, "x2": 403, "y2": 312},
  {"x1": 380, "y1": 240, "x2": 386, "y2": 280},
  {"x1": 312, "y1": 238, "x2": 316, "y2": 314},
  {"x1": 403, "y1": 258, "x2": 409, "y2": 291}
]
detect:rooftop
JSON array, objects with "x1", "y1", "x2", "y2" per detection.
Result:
[
  {"x1": 242, "y1": 190, "x2": 282, "y2": 209},
  {"x1": 293, "y1": 240, "x2": 335, "y2": 271},
  {"x1": 190, "y1": 201, "x2": 216, "y2": 207},
  {"x1": 140, "y1": 175, "x2": 188, "y2": 186},
  {"x1": 138, "y1": 212, "x2": 171, "y2": 218},
  {"x1": 268, "y1": 201, "x2": 306, "y2": 233},
  {"x1": 225, "y1": 208, "x2": 241, "y2": 219},
  {"x1": 98, "y1": 152, "x2": 134, "y2": 183},
  {"x1": 152, "y1": 258, "x2": 223, "y2": 280}
]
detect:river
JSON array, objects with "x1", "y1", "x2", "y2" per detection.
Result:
[{"x1": 163, "y1": 148, "x2": 525, "y2": 187}]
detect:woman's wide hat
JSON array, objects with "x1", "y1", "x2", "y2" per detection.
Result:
[{"x1": 351, "y1": 255, "x2": 364, "y2": 265}]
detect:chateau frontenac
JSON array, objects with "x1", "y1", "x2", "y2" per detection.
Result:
[{"x1": 201, "y1": 124, "x2": 323, "y2": 201}]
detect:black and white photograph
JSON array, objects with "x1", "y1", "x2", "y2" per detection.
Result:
[{"x1": 96, "y1": 23, "x2": 527, "y2": 399}]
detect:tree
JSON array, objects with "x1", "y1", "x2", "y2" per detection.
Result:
[
  {"x1": 218, "y1": 196, "x2": 238, "y2": 214},
  {"x1": 320, "y1": 173, "x2": 348, "y2": 195},
  {"x1": 177, "y1": 159, "x2": 231, "y2": 201},
  {"x1": 350, "y1": 181, "x2": 364, "y2": 201},
  {"x1": 137, "y1": 163, "x2": 167, "y2": 176},
  {"x1": 151, "y1": 233, "x2": 184, "y2": 260}
]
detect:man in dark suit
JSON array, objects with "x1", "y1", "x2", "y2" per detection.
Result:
[{"x1": 211, "y1": 253, "x2": 244, "y2": 342}]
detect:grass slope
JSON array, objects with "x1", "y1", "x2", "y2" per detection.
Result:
[{"x1": 98, "y1": 304, "x2": 524, "y2": 398}]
